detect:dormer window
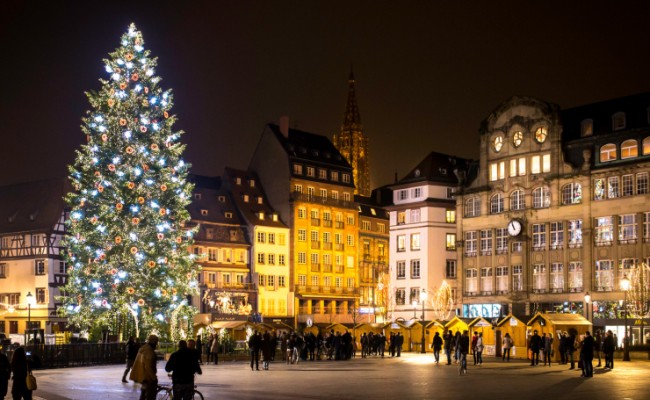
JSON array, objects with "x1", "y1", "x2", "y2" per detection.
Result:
[
  {"x1": 621, "y1": 139, "x2": 638, "y2": 159},
  {"x1": 193, "y1": 193, "x2": 202, "y2": 200},
  {"x1": 249, "y1": 179, "x2": 255, "y2": 188},
  {"x1": 225, "y1": 212, "x2": 233, "y2": 219},
  {"x1": 612, "y1": 112, "x2": 626, "y2": 131},
  {"x1": 200, "y1": 210, "x2": 208, "y2": 216},
  {"x1": 581, "y1": 119, "x2": 593, "y2": 137},
  {"x1": 218, "y1": 196, "x2": 226, "y2": 203},
  {"x1": 259, "y1": 212, "x2": 265, "y2": 220},
  {"x1": 306, "y1": 167, "x2": 315, "y2": 177},
  {"x1": 243, "y1": 195, "x2": 249, "y2": 202},
  {"x1": 293, "y1": 164, "x2": 303, "y2": 175},
  {"x1": 272, "y1": 214, "x2": 278, "y2": 222},
  {"x1": 257, "y1": 196, "x2": 263, "y2": 204},
  {"x1": 235, "y1": 177, "x2": 242, "y2": 185},
  {"x1": 600, "y1": 143, "x2": 617, "y2": 162}
]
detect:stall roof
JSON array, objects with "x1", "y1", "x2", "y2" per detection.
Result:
[
  {"x1": 527, "y1": 312, "x2": 592, "y2": 326},
  {"x1": 211, "y1": 321, "x2": 248, "y2": 329},
  {"x1": 496, "y1": 313, "x2": 529, "y2": 327}
]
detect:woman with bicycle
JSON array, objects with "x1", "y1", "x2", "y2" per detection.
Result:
[{"x1": 165, "y1": 340, "x2": 202, "y2": 400}]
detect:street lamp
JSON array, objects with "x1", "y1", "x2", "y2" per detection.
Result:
[
  {"x1": 620, "y1": 274, "x2": 631, "y2": 362},
  {"x1": 25, "y1": 291, "x2": 34, "y2": 345},
  {"x1": 420, "y1": 289, "x2": 427, "y2": 354},
  {"x1": 584, "y1": 292, "x2": 591, "y2": 322}
]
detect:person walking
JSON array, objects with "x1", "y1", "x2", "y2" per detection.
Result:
[
  {"x1": 502, "y1": 333, "x2": 513, "y2": 362},
  {"x1": 443, "y1": 331, "x2": 453, "y2": 365},
  {"x1": 475, "y1": 332, "x2": 484, "y2": 366},
  {"x1": 261, "y1": 331, "x2": 274, "y2": 370},
  {"x1": 130, "y1": 334, "x2": 159, "y2": 400},
  {"x1": 558, "y1": 332, "x2": 567, "y2": 364},
  {"x1": 432, "y1": 332, "x2": 443, "y2": 364},
  {"x1": 249, "y1": 331, "x2": 261, "y2": 371},
  {"x1": 453, "y1": 331, "x2": 462, "y2": 364},
  {"x1": 195, "y1": 336, "x2": 203, "y2": 365},
  {"x1": 122, "y1": 336, "x2": 140, "y2": 383},
  {"x1": 459, "y1": 330, "x2": 470, "y2": 375},
  {"x1": 566, "y1": 331, "x2": 576, "y2": 370},
  {"x1": 529, "y1": 330, "x2": 542, "y2": 366},
  {"x1": 0, "y1": 349, "x2": 11, "y2": 399},
  {"x1": 471, "y1": 331, "x2": 479, "y2": 365},
  {"x1": 581, "y1": 331, "x2": 595, "y2": 377},
  {"x1": 603, "y1": 330, "x2": 615, "y2": 370},
  {"x1": 10, "y1": 347, "x2": 32, "y2": 400},
  {"x1": 165, "y1": 340, "x2": 202, "y2": 400},
  {"x1": 395, "y1": 332, "x2": 404, "y2": 357},
  {"x1": 210, "y1": 334, "x2": 219, "y2": 365},
  {"x1": 594, "y1": 330, "x2": 602, "y2": 367},
  {"x1": 542, "y1": 333, "x2": 553, "y2": 366}
]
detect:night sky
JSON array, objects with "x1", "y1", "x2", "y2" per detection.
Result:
[{"x1": 2, "y1": 1, "x2": 650, "y2": 189}]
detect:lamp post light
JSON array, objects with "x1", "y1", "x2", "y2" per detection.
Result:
[
  {"x1": 420, "y1": 289, "x2": 427, "y2": 354},
  {"x1": 25, "y1": 291, "x2": 34, "y2": 346},
  {"x1": 620, "y1": 274, "x2": 631, "y2": 362},
  {"x1": 584, "y1": 292, "x2": 591, "y2": 322}
]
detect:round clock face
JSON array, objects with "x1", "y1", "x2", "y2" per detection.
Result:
[
  {"x1": 535, "y1": 127, "x2": 548, "y2": 143},
  {"x1": 493, "y1": 135, "x2": 503, "y2": 152},
  {"x1": 507, "y1": 219, "x2": 522, "y2": 236},
  {"x1": 512, "y1": 131, "x2": 523, "y2": 148}
]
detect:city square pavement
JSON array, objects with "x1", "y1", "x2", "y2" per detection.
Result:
[{"x1": 25, "y1": 353, "x2": 649, "y2": 400}]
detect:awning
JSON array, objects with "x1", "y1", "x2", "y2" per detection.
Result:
[{"x1": 211, "y1": 321, "x2": 247, "y2": 329}]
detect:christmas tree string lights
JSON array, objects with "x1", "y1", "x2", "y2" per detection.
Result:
[{"x1": 60, "y1": 23, "x2": 197, "y2": 341}]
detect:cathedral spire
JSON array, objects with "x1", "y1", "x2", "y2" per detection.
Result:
[{"x1": 343, "y1": 66, "x2": 361, "y2": 130}]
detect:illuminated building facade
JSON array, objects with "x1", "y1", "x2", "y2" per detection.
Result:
[
  {"x1": 250, "y1": 121, "x2": 360, "y2": 326},
  {"x1": 456, "y1": 93, "x2": 650, "y2": 342}
]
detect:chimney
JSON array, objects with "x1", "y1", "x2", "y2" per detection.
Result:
[{"x1": 279, "y1": 116, "x2": 289, "y2": 137}]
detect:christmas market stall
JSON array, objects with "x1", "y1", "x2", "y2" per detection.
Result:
[
  {"x1": 527, "y1": 312, "x2": 592, "y2": 362},
  {"x1": 494, "y1": 313, "x2": 529, "y2": 358}
]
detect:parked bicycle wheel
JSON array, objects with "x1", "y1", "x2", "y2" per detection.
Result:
[
  {"x1": 192, "y1": 389, "x2": 205, "y2": 400},
  {"x1": 156, "y1": 386, "x2": 172, "y2": 400}
]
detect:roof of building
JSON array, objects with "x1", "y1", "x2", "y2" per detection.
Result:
[
  {"x1": 355, "y1": 194, "x2": 389, "y2": 220},
  {"x1": 561, "y1": 91, "x2": 650, "y2": 141},
  {"x1": 267, "y1": 124, "x2": 353, "y2": 171},
  {"x1": 224, "y1": 168, "x2": 287, "y2": 229},
  {"x1": 395, "y1": 151, "x2": 470, "y2": 186},
  {"x1": 0, "y1": 178, "x2": 69, "y2": 234}
]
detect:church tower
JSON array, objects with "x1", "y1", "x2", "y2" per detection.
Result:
[{"x1": 333, "y1": 69, "x2": 371, "y2": 196}]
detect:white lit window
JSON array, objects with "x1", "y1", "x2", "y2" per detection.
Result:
[
  {"x1": 618, "y1": 214, "x2": 637, "y2": 242},
  {"x1": 533, "y1": 264, "x2": 547, "y2": 291},
  {"x1": 550, "y1": 222, "x2": 563, "y2": 249},
  {"x1": 550, "y1": 263, "x2": 564, "y2": 292},
  {"x1": 496, "y1": 266, "x2": 508, "y2": 292},
  {"x1": 446, "y1": 233, "x2": 456, "y2": 251},
  {"x1": 531, "y1": 156, "x2": 541, "y2": 174},
  {"x1": 464, "y1": 197, "x2": 480, "y2": 218},
  {"x1": 465, "y1": 269, "x2": 478, "y2": 293},
  {"x1": 480, "y1": 230, "x2": 493, "y2": 255},
  {"x1": 568, "y1": 262, "x2": 583, "y2": 291},
  {"x1": 496, "y1": 228, "x2": 507, "y2": 253},
  {"x1": 411, "y1": 233, "x2": 421, "y2": 250},
  {"x1": 595, "y1": 260, "x2": 614, "y2": 291},
  {"x1": 532, "y1": 224, "x2": 546, "y2": 249},
  {"x1": 568, "y1": 219, "x2": 583, "y2": 247},
  {"x1": 465, "y1": 231, "x2": 477, "y2": 255},
  {"x1": 490, "y1": 193, "x2": 504, "y2": 214},
  {"x1": 480, "y1": 267, "x2": 493, "y2": 293},
  {"x1": 594, "y1": 178, "x2": 605, "y2": 200},
  {"x1": 512, "y1": 265, "x2": 523, "y2": 292},
  {"x1": 397, "y1": 235, "x2": 406, "y2": 252},
  {"x1": 542, "y1": 154, "x2": 551, "y2": 172},
  {"x1": 608, "y1": 176, "x2": 620, "y2": 198},
  {"x1": 532, "y1": 187, "x2": 551, "y2": 208},
  {"x1": 410, "y1": 209, "x2": 421, "y2": 223},
  {"x1": 594, "y1": 216, "x2": 614, "y2": 245},
  {"x1": 510, "y1": 189, "x2": 525, "y2": 210},
  {"x1": 446, "y1": 210, "x2": 456, "y2": 223},
  {"x1": 561, "y1": 183, "x2": 582, "y2": 205}
]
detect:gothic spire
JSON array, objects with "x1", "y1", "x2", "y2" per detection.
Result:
[{"x1": 343, "y1": 66, "x2": 361, "y2": 130}]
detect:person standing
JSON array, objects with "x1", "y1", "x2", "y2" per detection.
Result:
[
  {"x1": 453, "y1": 331, "x2": 462, "y2": 364},
  {"x1": 249, "y1": 331, "x2": 261, "y2": 371},
  {"x1": 594, "y1": 330, "x2": 602, "y2": 367},
  {"x1": 471, "y1": 331, "x2": 479, "y2": 365},
  {"x1": 261, "y1": 331, "x2": 274, "y2": 370},
  {"x1": 443, "y1": 331, "x2": 453, "y2": 365},
  {"x1": 432, "y1": 332, "x2": 443, "y2": 364},
  {"x1": 122, "y1": 336, "x2": 140, "y2": 383},
  {"x1": 502, "y1": 333, "x2": 513, "y2": 362},
  {"x1": 130, "y1": 334, "x2": 159, "y2": 400},
  {"x1": 458, "y1": 330, "x2": 470, "y2": 375},
  {"x1": 0, "y1": 349, "x2": 11, "y2": 399},
  {"x1": 210, "y1": 334, "x2": 219, "y2": 365},
  {"x1": 542, "y1": 333, "x2": 553, "y2": 366},
  {"x1": 566, "y1": 331, "x2": 576, "y2": 370},
  {"x1": 10, "y1": 347, "x2": 32, "y2": 400},
  {"x1": 164, "y1": 340, "x2": 202, "y2": 400},
  {"x1": 388, "y1": 333, "x2": 396, "y2": 357},
  {"x1": 581, "y1": 331, "x2": 595, "y2": 377},
  {"x1": 603, "y1": 330, "x2": 615, "y2": 370},
  {"x1": 395, "y1": 332, "x2": 404, "y2": 357},
  {"x1": 558, "y1": 332, "x2": 567, "y2": 364},
  {"x1": 195, "y1": 336, "x2": 203, "y2": 365},
  {"x1": 529, "y1": 330, "x2": 542, "y2": 366},
  {"x1": 475, "y1": 332, "x2": 484, "y2": 366}
]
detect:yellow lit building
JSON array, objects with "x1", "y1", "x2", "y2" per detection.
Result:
[{"x1": 250, "y1": 121, "x2": 360, "y2": 327}]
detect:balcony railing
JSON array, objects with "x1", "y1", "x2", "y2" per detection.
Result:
[
  {"x1": 335, "y1": 265, "x2": 344, "y2": 273},
  {"x1": 323, "y1": 242, "x2": 332, "y2": 250},
  {"x1": 323, "y1": 220, "x2": 333, "y2": 227},
  {"x1": 311, "y1": 263, "x2": 320, "y2": 272},
  {"x1": 335, "y1": 244, "x2": 345, "y2": 251},
  {"x1": 311, "y1": 241, "x2": 320, "y2": 249},
  {"x1": 291, "y1": 192, "x2": 357, "y2": 209},
  {"x1": 335, "y1": 221, "x2": 345, "y2": 229},
  {"x1": 311, "y1": 218, "x2": 321, "y2": 226},
  {"x1": 323, "y1": 264, "x2": 333, "y2": 273}
]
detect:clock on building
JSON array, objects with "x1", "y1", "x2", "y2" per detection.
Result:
[
  {"x1": 512, "y1": 131, "x2": 523, "y2": 148},
  {"x1": 535, "y1": 127, "x2": 548, "y2": 143},
  {"x1": 507, "y1": 219, "x2": 522, "y2": 236},
  {"x1": 493, "y1": 135, "x2": 503, "y2": 152}
]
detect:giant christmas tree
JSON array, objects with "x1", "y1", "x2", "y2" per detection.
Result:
[{"x1": 61, "y1": 23, "x2": 197, "y2": 341}]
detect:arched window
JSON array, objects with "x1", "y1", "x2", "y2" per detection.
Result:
[
  {"x1": 561, "y1": 183, "x2": 582, "y2": 205},
  {"x1": 621, "y1": 139, "x2": 638, "y2": 159},
  {"x1": 464, "y1": 197, "x2": 481, "y2": 218},
  {"x1": 600, "y1": 143, "x2": 617, "y2": 162},
  {"x1": 644, "y1": 137, "x2": 650, "y2": 155},
  {"x1": 510, "y1": 189, "x2": 525, "y2": 210},
  {"x1": 533, "y1": 187, "x2": 551, "y2": 209},
  {"x1": 490, "y1": 193, "x2": 504, "y2": 214}
]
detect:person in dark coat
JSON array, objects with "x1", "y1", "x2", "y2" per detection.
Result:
[
  {"x1": 0, "y1": 350, "x2": 10, "y2": 399},
  {"x1": 529, "y1": 330, "x2": 542, "y2": 366},
  {"x1": 122, "y1": 336, "x2": 140, "y2": 383},
  {"x1": 395, "y1": 333, "x2": 404, "y2": 357},
  {"x1": 249, "y1": 331, "x2": 261, "y2": 371},
  {"x1": 459, "y1": 330, "x2": 470, "y2": 375},
  {"x1": 432, "y1": 332, "x2": 443, "y2": 364},
  {"x1": 566, "y1": 331, "x2": 576, "y2": 369},
  {"x1": 603, "y1": 330, "x2": 615, "y2": 370},
  {"x1": 388, "y1": 333, "x2": 396, "y2": 357},
  {"x1": 261, "y1": 331, "x2": 274, "y2": 370},
  {"x1": 581, "y1": 331, "x2": 595, "y2": 377},
  {"x1": 165, "y1": 340, "x2": 202, "y2": 399},
  {"x1": 10, "y1": 347, "x2": 33, "y2": 400},
  {"x1": 443, "y1": 331, "x2": 453, "y2": 365},
  {"x1": 558, "y1": 332, "x2": 567, "y2": 364},
  {"x1": 594, "y1": 330, "x2": 602, "y2": 367}
]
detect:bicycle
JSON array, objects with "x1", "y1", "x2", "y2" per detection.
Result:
[{"x1": 156, "y1": 382, "x2": 204, "y2": 400}]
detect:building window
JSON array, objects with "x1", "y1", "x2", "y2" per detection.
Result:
[
  {"x1": 561, "y1": 183, "x2": 582, "y2": 205},
  {"x1": 0, "y1": 264, "x2": 7, "y2": 279},
  {"x1": 622, "y1": 175, "x2": 634, "y2": 197},
  {"x1": 331, "y1": 171, "x2": 339, "y2": 181},
  {"x1": 411, "y1": 233, "x2": 421, "y2": 251},
  {"x1": 346, "y1": 235, "x2": 354, "y2": 247},
  {"x1": 257, "y1": 232, "x2": 266, "y2": 243},
  {"x1": 532, "y1": 224, "x2": 546, "y2": 250},
  {"x1": 347, "y1": 277, "x2": 354, "y2": 288},
  {"x1": 35, "y1": 260, "x2": 46, "y2": 275},
  {"x1": 297, "y1": 252, "x2": 306, "y2": 264},
  {"x1": 618, "y1": 214, "x2": 637, "y2": 242},
  {"x1": 510, "y1": 189, "x2": 525, "y2": 210},
  {"x1": 396, "y1": 261, "x2": 406, "y2": 279},
  {"x1": 464, "y1": 197, "x2": 480, "y2": 218},
  {"x1": 496, "y1": 228, "x2": 507, "y2": 254},
  {"x1": 645, "y1": 212, "x2": 650, "y2": 241},
  {"x1": 594, "y1": 216, "x2": 614, "y2": 245},
  {"x1": 319, "y1": 188, "x2": 327, "y2": 198},
  {"x1": 644, "y1": 137, "x2": 650, "y2": 155},
  {"x1": 533, "y1": 264, "x2": 547, "y2": 292},
  {"x1": 619, "y1": 258, "x2": 637, "y2": 280},
  {"x1": 279, "y1": 254, "x2": 286, "y2": 266},
  {"x1": 362, "y1": 221, "x2": 371, "y2": 231},
  {"x1": 465, "y1": 269, "x2": 478, "y2": 294},
  {"x1": 489, "y1": 161, "x2": 505, "y2": 181},
  {"x1": 464, "y1": 231, "x2": 477, "y2": 256},
  {"x1": 410, "y1": 209, "x2": 421, "y2": 223},
  {"x1": 298, "y1": 275, "x2": 306, "y2": 286},
  {"x1": 413, "y1": 187, "x2": 422, "y2": 198},
  {"x1": 395, "y1": 288, "x2": 406, "y2": 305},
  {"x1": 343, "y1": 192, "x2": 351, "y2": 202},
  {"x1": 490, "y1": 193, "x2": 504, "y2": 214},
  {"x1": 594, "y1": 178, "x2": 605, "y2": 200},
  {"x1": 257, "y1": 253, "x2": 265, "y2": 264},
  {"x1": 318, "y1": 169, "x2": 327, "y2": 179},
  {"x1": 446, "y1": 233, "x2": 456, "y2": 251},
  {"x1": 268, "y1": 254, "x2": 276, "y2": 265},
  {"x1": 512, "y1": 131, "x2": 523, "y2": 147},
  {"x1": 306, "y1": 167, "x2": 315, "y2": 177},
  {"x1": 568, "y1": 262, "x2": 583, "y2": 291},
  {"x1": 278, "y1": 233, "x2": 286, "y2": 246},
  {"x1": 397, "y1": 235, "x2": 406, "y2": 252},
  {"x1": 311, "y1": 275, "x2": 319, "y2": 286},
  {"x1": 298, "y1": 207, "x2": 306, "y2": 219},
  {"x1": 378, "y1": 223, "x2": 386, "y2": 233},
  {"x1": 531, "y1": 155, "x2": 541, "y2": 174},
  {"x1": 621, "y1": 139, "x2": 638, "y2": 159},
  {"x1": 608, "y1": 176, "x2": 620, "y2": 198},
  {"x1": 278, "y1": 276, "x2": 286, "y2": 287},
  {"x1": 331, "y1": 191, "x2": 339, "y2": 200},
  {"x1": 595, "y1": 260, "x2": 614, "y2": 291},
  {"x1": 297, "y1": 229, "x2": 306, "y2": 241},
  {"x1": 480, "y1": 267, "x2": 493, "y2": 293},
  {"x1": 496, "y1": 266, "x2": 508, "y2": 292},
  {"x1": 446, "y1": 260, "x2": 457, "y2": 279},
  {"x1": 637, "y1": 172, "x2": 649, "y2": 194},
  {"x1": 600, "y1": 143, "x2": 617, "y2": 162},
  {"x1": 532, "y1": 187, "x2": 550, "y2": 208},
  {"x1": 550, "y1": 222, "x2": 564, "y2": 249},
  {"x1": 397, "y1": 211, "x2": 406, "y2": 225},
  {"x1": 446, "y1": 210, "x2": 456, "y2": 223},
  {"x1": 512, "y1": 265, "x2": 523, "y2": 291},
  {"x1": 294, "y1": 184, "x2": 303, "y2": 193},
  {"x1": 35, "y1": 288, "x2": 46, "y2": 304},
  {"x1": 480, "y1": 230, "x2": 493, "y2": 255},
  {"x1": 446, "y1": 187, "x2": 455, "y2": 199},
  {"x1": 411, "y1": 260, "x2": 421, "y2": 279},
  {"x1": 293, "y1": 164, "x2": 303, "y2": 175},
  {"x1": 612, "y1": 112, "x2": 626, "y2": 131},
  {"x1": 342, "y1": 174, "x2": 351, "y2": 183},
  {"x1": 581, "y1": 119, "x2": 593, "y2": 137}
]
